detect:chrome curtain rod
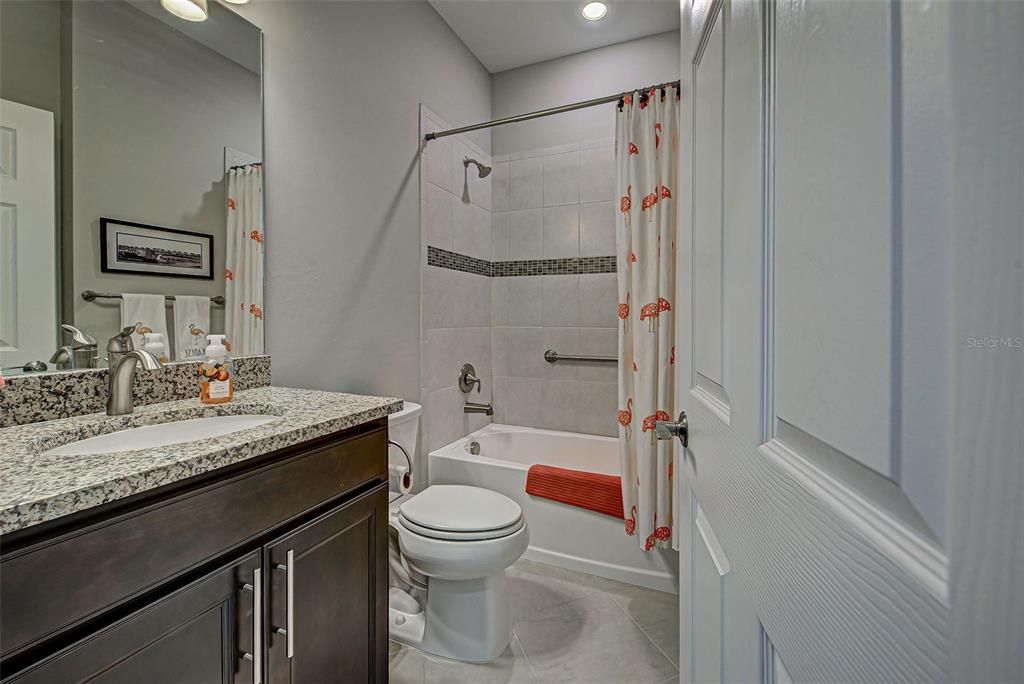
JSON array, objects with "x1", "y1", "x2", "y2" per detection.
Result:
[
  {"x1": 424, "y1": 80, "x2": 681, "y2": 142},
  {"x1": 81, "y1": 289, "x2": 226, "y2": 306}
]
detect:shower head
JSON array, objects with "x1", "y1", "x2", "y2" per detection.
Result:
[{"x1": 464, "y1": 157, "x2": 491, "y2": 178}]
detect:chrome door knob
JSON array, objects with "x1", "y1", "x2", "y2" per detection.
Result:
[{"x1": 655, "y1": 411, "x2": 688, "y2": 447}]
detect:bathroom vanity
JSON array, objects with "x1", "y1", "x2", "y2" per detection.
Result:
[{"x1": 0, "y1": 387, "x2": 401, "y2": 683}]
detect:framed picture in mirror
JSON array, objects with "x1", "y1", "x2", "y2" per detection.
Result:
[{"x1": 100, "y1": 218, "x2": 214, "y2": 280}]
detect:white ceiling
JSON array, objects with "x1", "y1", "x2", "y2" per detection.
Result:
[{"x1": 428, "y1": 1, "x2": 680, "y2": 73}]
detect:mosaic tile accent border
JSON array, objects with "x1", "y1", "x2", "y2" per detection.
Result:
[
  {"x1": 426, "y1": 246, "x2": 492, "y2": 277},
  {"x1": 427, "y1": 246, "x2": 616, "y2": 278},
  {"x1": 492, "y1": 255, "x2": 616, "y2": 277},
  {"x1": 0, "y1": 354, "x2": 271, "y2": 427}
]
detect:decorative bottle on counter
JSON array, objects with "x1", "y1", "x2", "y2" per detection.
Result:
[
  {"x1": 142, "y1": 332, "x2": 169, "y2": 363},
  {"x1": 199, "y1": 334, "x2": 233, "y2": 404}
]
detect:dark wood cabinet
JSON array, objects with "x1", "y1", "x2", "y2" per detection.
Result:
[
  {"x1": 0, "y1": 421, "x2": 389, "y2": 684},
  {"x1": 265, "y1": 486, "x2": 388, "y2": 684},
  {"x1": 7, "y1": 552, "x2": 260, "y2": 684}
]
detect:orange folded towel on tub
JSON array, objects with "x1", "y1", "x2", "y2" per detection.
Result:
[{"x1": 525, "y1": 464, "x2": 624, "y2": 519}]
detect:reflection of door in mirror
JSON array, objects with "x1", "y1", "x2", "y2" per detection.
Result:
[{"x1": 0, "y1": 99, "x2": 57, "y2": 370}]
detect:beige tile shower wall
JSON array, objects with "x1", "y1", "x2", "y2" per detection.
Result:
[
  {"x1": 420, "y1": 106, "x2": 493, "y2": 456},
  {"x1": 491, "y1": 141, "x2": 618, "y2": 436}
]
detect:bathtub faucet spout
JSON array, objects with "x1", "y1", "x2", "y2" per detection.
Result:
[{"x1": 464, "y1": 402, "x2": 494, "y2": 416}]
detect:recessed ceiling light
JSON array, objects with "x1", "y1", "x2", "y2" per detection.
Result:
[
  {"x1": 221, "y1": 0, "x2": 251, "y2": 4},
  {"x1": 161, "y1": 0, "x2": 208, "y2": 21},
  {"x1": 581, "y1": 1, "x2": 608, "y2": 21}
]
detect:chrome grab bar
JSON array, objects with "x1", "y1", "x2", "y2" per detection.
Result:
[{"x1": 544, "y1": 349, "x2": 617, "y2": 364}]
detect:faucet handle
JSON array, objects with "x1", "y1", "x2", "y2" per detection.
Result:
[
  {"x1": 62, "y1": 324, "x2": 97, "y2": 347},
  {"x1": 458, "y1": 363, "x2": 482, "y2": 393},
  {"x1": 107, "y1": 325, "x2": 138, "y2": 354}
]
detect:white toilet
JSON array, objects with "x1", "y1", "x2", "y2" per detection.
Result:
[{"x1": 387, "y1": 403, "x2": 529, "y2": 663}]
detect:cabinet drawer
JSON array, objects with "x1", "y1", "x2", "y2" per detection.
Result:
[{"x1": 1, "y1": 427, "x2": 386, "y2": 660}]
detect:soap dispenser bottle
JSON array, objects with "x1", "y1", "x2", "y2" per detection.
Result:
[{"x1": 199, "y1": 334, "x2": 233, "y2": 404}]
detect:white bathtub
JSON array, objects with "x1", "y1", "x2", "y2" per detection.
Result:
[{"x1": 428, "y1": 424, "x2": 678, "y2": 593}]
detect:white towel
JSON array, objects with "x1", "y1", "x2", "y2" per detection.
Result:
[
  {"x1": 172, "y1": 296, "x2": 211, "y2": 362},
  {"x1": 120, "y1": 294, "x2": 169, "y2": 355}
]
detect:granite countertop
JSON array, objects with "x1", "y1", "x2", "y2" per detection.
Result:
[{"x1": 0, "y1": 387, "x2": 403, "y2": 535}]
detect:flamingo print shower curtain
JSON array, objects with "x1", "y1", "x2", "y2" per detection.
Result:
[
  {"x1": 616, "y1": 85, "x2": 678, "y2": 550},
  {"x1": 225, "y1": 164, "x2": 265, "y2": 355}
]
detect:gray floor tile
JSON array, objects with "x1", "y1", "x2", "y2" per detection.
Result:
[
  {"x1": 390, "y1": 560, "x2": 679, "y2": 684},
  {"x1": 514, "y1": 592, "x2": 677, "y2": 684},
  {"x1": 389, "y1": 636, "x2": 536, "y2": 684},
  {"x1": 606, "y1": 584, "x2": 681, "y2": 667},
  {"x1": 507, "y1": 559, "x2": 617, "y2": 621}
]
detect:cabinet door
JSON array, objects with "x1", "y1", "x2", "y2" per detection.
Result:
[
  {"x1": 5, "y1": 552, "x2": 260, "y2": 684},
  {"x1": 265, "y1": 485, "x2": 387, "y2": 684}
]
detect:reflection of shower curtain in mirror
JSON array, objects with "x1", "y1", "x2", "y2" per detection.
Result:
[
  {"x1": 616, "y1": 85, "x2": 678, "y2": 551},
  {"x1": 225, "y1": 164, "x2": 265, "y2": 355}
]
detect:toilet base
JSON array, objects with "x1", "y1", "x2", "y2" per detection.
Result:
[{"x1": 388, "y1": 574, "x2": 512, "y2": 663}]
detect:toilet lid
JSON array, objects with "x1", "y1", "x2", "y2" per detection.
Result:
[
  {"x1": 399, "y1": 485, "x2": 522, "y2": 533},
  {"x1": 398, "y1": 512, "x2": 525, "y2": 541}
]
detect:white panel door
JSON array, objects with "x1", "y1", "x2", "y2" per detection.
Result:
[
  {"x1": 0, "y1": 98, "x2": 56, "y2": 369},
  {"x1": 676, "y1": 0, "x2": 1022, "y2": 681}
]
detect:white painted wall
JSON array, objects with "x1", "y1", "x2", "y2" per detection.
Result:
[
  {"x1": 491, "y1": 31, "x2": 680, "y2": 155},
  {"x1": 234, "y1": 1, "x2": 491, "y2": 400}
]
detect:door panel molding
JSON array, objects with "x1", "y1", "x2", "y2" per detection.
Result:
[
  {"x1": 691, "y1": 384, "x2": 729, "y2": 424},
  {"x1": 0, "y1": 203, "x2": 18, "y2": 350},
  {"x1": 691, "y1": 0, "x2": 733, "y2": 418},
  {"x1": 688, "y1": 404, "x2": 948, "y2": 681},
  {"x1": 759, "y1": 437, "x2": 947, "y2": 603},
  {"x1": 695, "y1": 502, "x2": 730, "y2": 577}
]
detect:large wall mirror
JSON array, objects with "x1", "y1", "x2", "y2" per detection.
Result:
[{"x1": 0, "y1": 0, "x2": 263, "y2": 374}]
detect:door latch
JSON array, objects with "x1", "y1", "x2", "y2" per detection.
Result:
[{"x1": 655, "y1": 411, "x2": 688, "y2": 447}]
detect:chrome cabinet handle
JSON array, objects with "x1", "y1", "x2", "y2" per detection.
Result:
[
  {"x1": 253, "y1": 567, "x2": 262, "y2": 684},
  {"x1": 241, "y1": 567, "x2": 263, "y2": 683},
  {"x1": 655, "y1": 411, "x2": 689, "y2": 447},
  {"x1": 276, "y1": 551, "x2": 295, "y2": 659}
]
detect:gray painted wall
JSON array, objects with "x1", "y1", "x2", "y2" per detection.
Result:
[
  {"x1": 235, "y1": 1, "x2": 491, "y2": 400},
  {"x1": 0, "y1": 0, "x2": 61, "y2": 113},
  {"x1": 491, "y1": 31, "x2": 680, "y2": 155}
]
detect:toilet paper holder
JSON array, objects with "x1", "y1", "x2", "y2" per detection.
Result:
[{"x1": 388, "y1": 439, "x2": 414, "y2": 489}]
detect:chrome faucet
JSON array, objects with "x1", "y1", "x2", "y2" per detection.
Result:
[
  {"x1": 107, "y1": 349, "x2": 163, "y2": 416},
  {"x1": 50, "y1": 324, "x2": 99, "y2": 369},
  {"x1": 463, "y1": 402, "x2": 494, "y2": 416}
]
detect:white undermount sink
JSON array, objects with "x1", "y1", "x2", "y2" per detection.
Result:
[{"x1": 44, "y1": 415, "x2": 280, "y2": 456}]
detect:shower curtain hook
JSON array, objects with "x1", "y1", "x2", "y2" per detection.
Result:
[{"x1": 617, "y1": 95, "x2": 624, "y2": 112}]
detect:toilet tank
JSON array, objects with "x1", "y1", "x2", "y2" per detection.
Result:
[{"x1": 388, "y1": 401, "x2": 421, "y2": 469}]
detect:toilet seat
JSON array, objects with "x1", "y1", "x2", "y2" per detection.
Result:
[
  {"x1": 398, "y1": 485, "x2": 522, "y2": 538},
  {"x1": 398, "y1": 512, "x2": 525, "y2": 541}
]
